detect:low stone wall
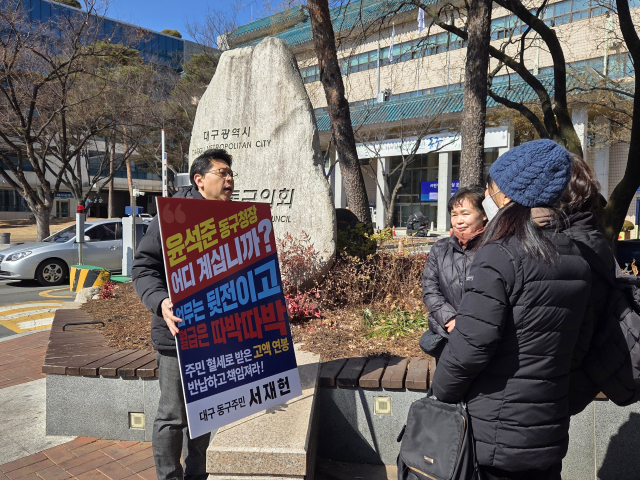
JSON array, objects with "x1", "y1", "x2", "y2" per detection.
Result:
[
  {"x1": 46, "y1": 374, "x2": 159, "y2": 442},
  {"x1": 317, "y1": 386, "x2": 640, "y2": 480},
  {"x1": 43, "y1": 307, "x2": 640, "y2": 480}
]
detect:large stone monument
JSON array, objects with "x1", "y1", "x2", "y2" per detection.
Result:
[{"x1": 189, "y1": 37, "x2": 336, "y2": 283}]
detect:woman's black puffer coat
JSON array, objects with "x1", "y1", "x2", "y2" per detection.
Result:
[
  {"x1": 565, "y1": 211, "x2": 640, "y2": 409},
  {"x1": 563, "y1": 211, "x2": 617, "y2": 414},
  {"x1": 432, "y1": 232, "x2": 591, "y2": 472},
  {"x1": 422, "y1": 234, "x2": 481, "y2": 338}
]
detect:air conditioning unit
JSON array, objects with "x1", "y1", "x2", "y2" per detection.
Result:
[{"x1": 377, "y1": 89, "x2": 392, "y2": 103}]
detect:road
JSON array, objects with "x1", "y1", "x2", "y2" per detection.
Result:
[{"x1": 0, "y1": 279, "x2": 75, "y2": 339}]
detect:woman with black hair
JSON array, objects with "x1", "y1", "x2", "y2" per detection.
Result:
[
  {"x1": 420, "y1": 186, "x2": 487, "y2": 359},
  {"x1": 431, "y1": 139, "x2": 591, "y2": 480}
]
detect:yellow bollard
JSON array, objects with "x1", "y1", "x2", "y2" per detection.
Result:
[{"x1": 69, "y1": 265, "x2": 111, "y2": 292}]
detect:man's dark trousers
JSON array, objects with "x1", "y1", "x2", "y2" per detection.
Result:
[{"x1": 153, "y1": 351, "x2": 211, "y2": 480}]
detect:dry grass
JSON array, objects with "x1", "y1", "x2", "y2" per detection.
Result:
[{"x1": 0, "y1": 217, "x2": 101, "y2": 242}]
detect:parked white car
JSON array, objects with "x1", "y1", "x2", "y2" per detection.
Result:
[{"x1": 0, "y1": 219, "x2": 131, "y2": 286}]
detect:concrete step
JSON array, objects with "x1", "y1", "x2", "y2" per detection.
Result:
[{"x1": 207, "y1": 345, "x2": 321, "y2": 480}]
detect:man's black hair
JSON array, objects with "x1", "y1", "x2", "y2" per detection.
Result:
[{"x1": 190, "y1": 149, "x2": 233, "y2": 187}]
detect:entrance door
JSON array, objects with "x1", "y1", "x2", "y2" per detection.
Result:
[{"x1": 56, "y1": 200, "x2": 70, "y2": 218}]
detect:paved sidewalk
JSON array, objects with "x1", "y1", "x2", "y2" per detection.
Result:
[
  {"x1": 0, "y1": 330, "x2": 49, "y2": 389},
  {"x1": 0, "y1": 437, "x2": 157, "y2": 480},
  {"x1": 315, "y1": 458, "x2": 397, "y2": 479},
  {"x1": 0, "y1": 324, "x2": 396, "y2": 479}
]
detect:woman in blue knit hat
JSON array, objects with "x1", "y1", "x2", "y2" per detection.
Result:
[{"x1": 431, "y1": 139, "x2": 591, "y2": 480}]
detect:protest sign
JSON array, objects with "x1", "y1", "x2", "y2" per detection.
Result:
[{"x1": 156, "y1": 197, "x2": 302, "y2": 439}]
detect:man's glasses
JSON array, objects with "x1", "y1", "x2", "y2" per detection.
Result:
[{"x1": 207, "y1": 168, "x2": 237, "y2": 179}]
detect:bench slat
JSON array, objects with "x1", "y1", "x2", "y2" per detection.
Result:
[
  {"x1": 78, "y1": 349, "x2": 132, "y2": 375},
  {"x1": 118, "y1": 352, "x2": 158, "y2": 377},
  {"x1": 405, "y1": 358, "x2": 429, "y2": 390},
  {"x1": 99, "y1": 350, "x2": 150, "y2": 376},
  {"x1": 136, "y1": 359, "x2": 159, "y2": 377},
  {"x1": 358, "y1": 357, "x2": 387, "y2": 388},
  {"x1": 319, "y1": 358, "x2": 348, "y2": 387},
  {"x1": 381, "y1": 357, "x2": 408, "y2": 389},
  {"x1": 336, "y1": 357, "x2": 367, "y2": 388}
]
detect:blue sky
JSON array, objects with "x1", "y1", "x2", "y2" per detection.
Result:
[{"x1": 103, "y1": 1, "x2": 267, "y2": 41}]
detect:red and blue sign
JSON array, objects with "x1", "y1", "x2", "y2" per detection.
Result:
[{"x1": 157, "y1": 197, "x2": 301, "y2": 438}]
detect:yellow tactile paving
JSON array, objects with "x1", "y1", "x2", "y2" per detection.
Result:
[{"x1": 0, "y1": 301, "x2": 65, "y2": 333}]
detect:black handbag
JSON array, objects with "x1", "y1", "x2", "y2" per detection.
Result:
[{"x1": 397, "y1": 391, "x2": 481, "y2": 480}]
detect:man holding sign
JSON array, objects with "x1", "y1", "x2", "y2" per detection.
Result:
[
  {"x1": 133, "y1": 149, "x2": 235, "y2": 480},
  {"x1": 133, "y1": 148, "x2": 301, "y2": 480}
]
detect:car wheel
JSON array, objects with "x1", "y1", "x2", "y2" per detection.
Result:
[{"x1": 36, "y1": 259, "x2": 68, "y2": 286}]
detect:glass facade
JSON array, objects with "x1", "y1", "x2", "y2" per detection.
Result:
[
  {"x1": 390, "y1": 149, "x2": 499, "y2": 228},
  {"x1": 0, "y1": 189, "x2": 30, "y2": 212},
  {"x1": 13, "y1": 0, "x2": 184, "y2": 70}
]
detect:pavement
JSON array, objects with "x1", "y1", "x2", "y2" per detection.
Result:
[
  {"x1": 0, "y1": 281, "x2": 75, "y2": 339},
  {"x1": 0, "y1": 308, "x2": 396, "y2": 480}
]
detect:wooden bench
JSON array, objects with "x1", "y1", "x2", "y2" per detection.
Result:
[
  {"x1": 42, "y1": 309, "x2": 157, "y2": 378},
  {"x1": 319, "y1": 355, "x2": 435, "y2": 390}
]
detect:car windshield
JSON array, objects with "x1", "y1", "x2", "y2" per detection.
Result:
[{"x1": 43, "y1": 225, "x2": 77, "y2": 243}]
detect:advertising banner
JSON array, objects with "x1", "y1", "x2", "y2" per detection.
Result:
[
  {"x1": 420, "y1": 180, "x2": 460, "y2": 202},
  {"x1": 156, "y1": 197, "x2": 301, "y2": 438}
]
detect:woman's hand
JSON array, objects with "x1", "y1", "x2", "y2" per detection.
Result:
[{"x1": 445, "y1": 318, "x2": 456, "y2": 333}]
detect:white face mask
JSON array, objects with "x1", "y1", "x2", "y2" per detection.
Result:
[{"x1": 482, "y1": 189, "x2": 502, "y2": 221}]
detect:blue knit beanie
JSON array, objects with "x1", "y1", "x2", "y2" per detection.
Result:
[{"x1": 489, "y1": 139, "x2": 572, "y2": 208}]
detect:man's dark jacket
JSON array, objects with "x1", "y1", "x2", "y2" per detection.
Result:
[
  {"x1": 421, "y1": 234, "x2": 480, "y2": 338},
  {"x1": 432, "y1": 231, "x2": 591, "y2": 472},
  {"x1": 132, "y1": 186, "x2": 203, "y2": 351}
]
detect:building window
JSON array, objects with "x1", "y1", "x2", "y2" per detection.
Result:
[
  {"x1": 301, "y1": 65, "x2": 320, "y2": 83},
  {"x1": 0, "y1": 190, "x2": 30, "y2": 212},
  {"x1": 491, "y1": 0, "x2": 611, "y2": 40}
]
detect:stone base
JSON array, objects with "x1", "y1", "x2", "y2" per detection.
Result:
[
  {"x1": 318, "y1": 387, "x2": 425, "y2": 465},
  {"x1": 46, "y1": 374, "x2": 160, "y2": 441},
  {"x1": 316, "y1": 386, "x2": 640, "y2": 480},
  {"x1": 207, "y1": 347, "x2": 320, "y2": 480}
]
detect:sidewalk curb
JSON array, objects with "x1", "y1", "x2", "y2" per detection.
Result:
[{"x1": 0, "y1": 327, "x2": 51, "y2": 343}]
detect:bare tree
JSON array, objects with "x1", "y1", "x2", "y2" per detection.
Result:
[
  {"x1": 460, "y1": 0, "x2": 492, "y2": 186},
  {"x1": 359, "y1": 114, "x2": 459, "y2": 228},
  {"x1": 307, "y1": 0, "x2": 373, "y2": 228},
  {"x1": 0, "y1": 0, "x2": 135, "y2": 239},
  {"x1": 597, "y1": 0, "x2": 640, "y2": 244},
  {"x1": 134, "y1": 53, "x2": 218, "y2": 194}
]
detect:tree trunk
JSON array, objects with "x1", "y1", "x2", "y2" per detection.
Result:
[
  {"x1": 386, "y1": 195, "x2": 397, "y2": 229},
  {"x1": 34, "y1": 205, "x2": 51, "y2": 241},
  {"x1": 600, "y1": 0, "x2": 640, "y2": 247},
  {"x1": 307, "y1": 0, "x2": 372, "y2": 229},
  {"x1": 459, "y1": 0, "x2": 492, "y2": 187},
  {"x1": 108, "y1": 132, "x2": 115, "y2": 218}
]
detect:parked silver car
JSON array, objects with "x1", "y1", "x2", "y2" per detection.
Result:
[{"x1": 0, "y1": 219, "x2": 126, "y2": 286}]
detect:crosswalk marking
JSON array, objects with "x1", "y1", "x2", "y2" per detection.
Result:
[
  {"x1": 1, "y1": 308, "x2": 61, "y2": 320},
  {"x1": 0, "y1": 301, "x2": 66, "y2": 333},
  {"x1": 17, "y1": 317, "x2": 55, "y2": 329},
  {"x1": 0, "y1": 302, "x2": 64, "y2": 314}
]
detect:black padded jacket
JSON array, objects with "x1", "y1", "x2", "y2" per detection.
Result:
[
  {"x1": 566, "y1": 211, "x2": 640, "y2": 409},
  {"x1": 432, "y1": 231, "x2": 591, "y2": 472},
  {"x1": 132, "y1": 186, "x2": 203, "y2": 351},
  {"x1": 563, "y1": 211, "x2": 617, "y2": 414},
  {"x1": 421, "y1": 234, "x2": 481, "y2": 338}
]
